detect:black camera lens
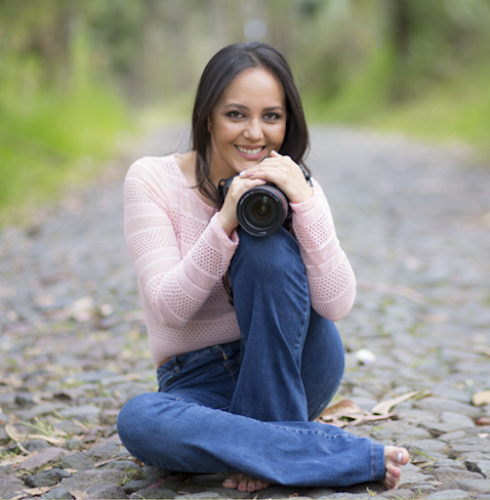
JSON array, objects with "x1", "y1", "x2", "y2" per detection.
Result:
[{"x1": 237, "y1": 185, "x2": 289, "y2": 237}]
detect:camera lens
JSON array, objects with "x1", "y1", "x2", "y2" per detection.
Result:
[
  {"x1": 237, "y1": 185, "x2": 289, "y2": 237},
  {"x1": 252, "y1": 196, "x2": 272, "y2": 220}
]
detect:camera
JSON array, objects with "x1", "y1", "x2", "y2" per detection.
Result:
[{"x1": 218, "y1": 177, "x2": 290, "y2": 237}]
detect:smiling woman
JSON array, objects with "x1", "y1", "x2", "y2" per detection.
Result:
[
  {"x1": 117, "y1": 42, "x2": 409, "y2": 493},
  {"x1": 208, "y1": 67, "x2": 287, "y2": 174}
]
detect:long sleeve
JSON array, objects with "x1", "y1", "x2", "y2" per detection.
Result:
[
  {"x1": 124, "y1": 158, "x2": 238, "y2": 331},
  {"x1": 291, "y1": 178, "x2": 356, "y2": 321}
]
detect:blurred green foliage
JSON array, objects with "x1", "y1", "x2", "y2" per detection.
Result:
[
  {"x1": 0, "y1": 0, "x2": 131, "y2": 224},
  {"x1": 297, "y1": 0, "x2": 490, "y2": 152},
  {"x1": 1, "y1": 0, "x2": 490, "y2": 224}
]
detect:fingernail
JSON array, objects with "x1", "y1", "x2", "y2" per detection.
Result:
[
  {"x1": 397, "y1": 452, "x2": 403, "y2": 462},
  {"x1": 239, "y1": 171, "x2": 246, "y2": 177},
  {"x1": 224, "y1": 479, "x2": 233, "y2": 483}
]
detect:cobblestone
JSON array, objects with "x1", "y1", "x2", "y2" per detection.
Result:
[{"x1": 1, "y1": 126, "x2": 489, "y2": 498}]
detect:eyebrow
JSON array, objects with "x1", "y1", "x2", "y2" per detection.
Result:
[{"x1": 223, "y1": 103, "x2": 285, "y2": 112}]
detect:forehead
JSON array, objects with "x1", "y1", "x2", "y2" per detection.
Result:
[{"x1": 218, "y1": 67, "x2": 285, "y2": 105}]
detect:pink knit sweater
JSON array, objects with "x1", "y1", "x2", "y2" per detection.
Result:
[{"x1": 124, "y1": 155, "x2": 356, "y2": 366}]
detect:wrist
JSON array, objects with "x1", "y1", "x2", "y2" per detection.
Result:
[
  {"x1": 289, "y1": 186, "x2": 313, "y2": 204},
  {"x1": 217, "y1": 211, "x2": 237, "y2": 238}
]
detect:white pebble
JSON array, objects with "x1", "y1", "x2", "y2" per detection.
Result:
[{"x1": 355, "y1": 349, "x2": 376, "y2": 365}]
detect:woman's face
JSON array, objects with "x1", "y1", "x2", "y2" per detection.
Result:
[{"x1": 208, "y1": 67, "x2": 287, "y2": 181}]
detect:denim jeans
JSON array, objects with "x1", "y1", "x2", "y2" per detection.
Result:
[{"x1": 117, "y1": 228, "x2": 385, "y2": 487}]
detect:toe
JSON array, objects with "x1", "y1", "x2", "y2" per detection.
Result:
[{"x1": 223, "y1": 477, "x2": 237, "y2": 489}]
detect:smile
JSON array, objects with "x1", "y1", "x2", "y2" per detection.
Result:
[{"x1": 235, "y1": 146, "x2": 264, "y2": 155}]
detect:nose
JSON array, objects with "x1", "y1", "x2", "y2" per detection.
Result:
[{"x1": 243, "y1": 118, "x2": 264, "y2": 142}]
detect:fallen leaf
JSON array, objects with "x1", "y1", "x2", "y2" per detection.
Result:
[
  {"x1": 318, "y1": 399, "x2": 363, "y2": 418},
  {"x1": 472, "y1": 390, "x2": 490, "y2": 407},
  {"x1": 0, "y1": 454, "x2": 27, "y2": 467},
  {"x1": 4, "y1": 423, "x2": 28, "y2": 442},
  {"x1": 22, "y1": 487, "x2": 51, "y2": 496},
  {"x1": 28, "y1": 433, "x2": 65, "y2": 446},
  {"x1": 319, "y1": 411, "x2": 400, "y2": 428},
  {"x1": 371, "y1": 391, "x2": 419, "y2": 415},
  {"x1": 412, "y1": 460, "x2": 436, "y2": 468},
  {"x1": 71, "y1": 490, "x2": 88, "y2": 500},
  {"x1": 11, "y1": 451, "x2": 39, "y2": 470},
  {"x1": 475, "y1": 417, "x2": 490, "y2": 426}
]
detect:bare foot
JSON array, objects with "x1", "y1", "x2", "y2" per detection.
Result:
[
  {"x1": 223, "y1": 473, "x2": 271, "y2": 492},
  {"x1": 384, "y1": 446, "x2": 410, "y2": 489}
]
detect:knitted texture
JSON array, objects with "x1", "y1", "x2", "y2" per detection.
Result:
[{"x1": 124, "y1": 155, "x2": 356, "y2": 366}]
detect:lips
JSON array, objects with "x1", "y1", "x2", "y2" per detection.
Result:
[{"x1": 235, "y1": 145, "x2": 266, "y2": 160}]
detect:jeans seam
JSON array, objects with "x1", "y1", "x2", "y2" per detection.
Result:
[{"x1": 270, "y1": 424, "x2": 351, "y2": 440}]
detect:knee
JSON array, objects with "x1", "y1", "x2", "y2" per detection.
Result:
[
  {"x1": 232, "y1": 228, "x2": 303, "y2": 278},
  {"x1": 117, "y1": 393, "x2": 148, "y2": 445},
  {"x1": 117, "y1": 392, "x2": 166, "y2": 451}
]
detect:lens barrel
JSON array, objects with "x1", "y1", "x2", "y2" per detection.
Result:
[{"x1": 237, "y1": 184, "x2": 289, "y2": 237}]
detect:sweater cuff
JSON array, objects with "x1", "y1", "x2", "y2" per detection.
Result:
[
  {"x1": 208, "y1": 213, "x2": 240, "y2": 250},
  {"x1": 290, "y1": 190, "x2": 319, "y2": 215}
]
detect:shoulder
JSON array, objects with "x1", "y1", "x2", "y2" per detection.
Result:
[
  {"x1": 126, "y1": 154, "x2": 181, "y2": 181},
  {"x1": 124, "y1": 155, "x2": 186, "y2": 208}
]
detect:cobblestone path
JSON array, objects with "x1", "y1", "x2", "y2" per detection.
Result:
[{"x1": 1, "y1": 126, "x2": 489, "y2": 499}]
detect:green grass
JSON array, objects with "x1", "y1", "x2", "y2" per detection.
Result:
[
  {"x1": 0, "y1": 82, "x2": 131, "y2": 227},
  {"x1": 370, "y1": 67, "x2": 490, "y2": 154},
  {"x1": 304, "y1": 53, "x2": 490, "y2": 159},
  {"x1": 304, "y1": 61, "x2": 490, "y2": 160}
]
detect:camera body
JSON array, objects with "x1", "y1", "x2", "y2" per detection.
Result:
[{"x1": 218, "y1": 177, "x2": 290, "y2": 237}]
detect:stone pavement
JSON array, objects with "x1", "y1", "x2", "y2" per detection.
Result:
[{"x1": 1, "y1": 126, "x2": 489, "y2": 499}]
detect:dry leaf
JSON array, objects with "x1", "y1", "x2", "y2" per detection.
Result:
[
  {"x1": 22, "y1": 487, "x2": 51, "y2": 496},
  {"x1": 5, "y1": 423, "x2": 28, "y2": 442},
  {"x1": 318, "y1": 399, "x2": 363, "y2": 418},
  {"x1": 0, "y1": 454, "x2": 27, "y2": 467},
  {"x1": 472, "y1": 390, "x2": 490, "y2": 407},
  {"x1": 28, "y1": 433, "x2": 65, "y2": 446},
  {"x1": 71, "y1": 490, "x2": 89, "y2": 500},
  {"x1": 318, "y1": 399, "x2": 404, "y2": 428},
  {"x1": 371, "y1": 391, "x2": 419, "y2": 415},
  {"x1": 320, "y1": 411, "x2": 400, "y2": 428},
  {"x1": 475, "y1": 417, "x2": 490, "y2": 426},
  {"x1": 11, "y1": 451, "x2": 39, "y2": 470}
]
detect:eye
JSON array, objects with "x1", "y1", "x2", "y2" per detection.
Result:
[
  {"x1": 263, "y1": 112, "x2": 282, "y2": 121},
  {"x1": 226, "y1": 110, "x2": 244, "y2": 119}
]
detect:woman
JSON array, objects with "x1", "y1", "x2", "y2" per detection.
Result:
[{"x1": 117, "y1": 42, "x2": 409, "y2": 492}]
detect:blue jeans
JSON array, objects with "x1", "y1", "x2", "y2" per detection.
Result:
[{"x1": 117, "y1": 228, "x2": 385, "y2": 487}]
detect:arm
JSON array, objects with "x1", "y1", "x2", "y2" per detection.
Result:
[
  {"x1": 291, "y1": 179, "x2": 356, "y2": 321},
  {"x1": 124, "y1": 159, "x2": 238, "y2": 330}
]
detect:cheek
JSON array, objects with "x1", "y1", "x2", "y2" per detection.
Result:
[
  {"x1": 215, "y1": 124, "x2": 241, "y2": 144},
  {"x1": 272, "y1": 125, "x2": 286, "y2": 146}
]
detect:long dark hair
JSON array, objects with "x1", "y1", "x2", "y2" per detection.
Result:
[{"x1": 192, "y1": 42, "x2": 310, "y2": 207}]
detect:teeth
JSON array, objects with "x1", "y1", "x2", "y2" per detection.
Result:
[{"x1": 237, "y1": 146, "x2": 263, "y2": 155}]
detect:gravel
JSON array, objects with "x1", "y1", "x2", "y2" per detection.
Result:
[{"x1": 0, "y1": 125, "x2": 489, "y2": 498}]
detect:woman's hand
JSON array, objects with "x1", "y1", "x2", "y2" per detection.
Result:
[
  {"x1": 238, "y1": 150, "x2": 313, "y2": 204},
  {"x1": 217, "y1": 176, "x2": 266, "y2": 237}
]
